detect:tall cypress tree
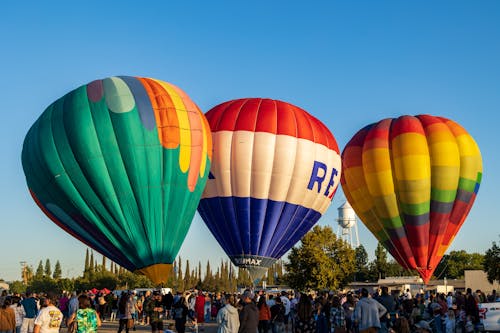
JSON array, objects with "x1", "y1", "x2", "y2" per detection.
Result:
[
  {"x1": 53, "y1": 260, "x2": 62, "y2": 279},
  {"x1": 85, "y1": 249, "x2": 90, "y2": 272},
  {"x1": 44, "y1": 259, "x2": 52, "y2": 277},
  {"x1": 184, "y1": 260, "x2": 191, "y2": 289},
  {"x1": 35, "y1": 260, "x2": 44, "y2": 279},
  {"x1": 89, "y1": 251, "x2": 95, "y2": 273}
]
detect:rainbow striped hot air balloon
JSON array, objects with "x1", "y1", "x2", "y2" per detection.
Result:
[
  {"x1": 22, "y1": 76, "x2": 212, "y2": 284},
  {"x1": 341, "y1": 115, "x2": 482, "y2": 283},
  {"x1": 198, "y1": 98, "x2": 341, "y2": 280}
]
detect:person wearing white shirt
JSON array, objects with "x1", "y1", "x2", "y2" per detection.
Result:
[{"x1": 33, "y1": 294, "x2": 62, "y2": 333}]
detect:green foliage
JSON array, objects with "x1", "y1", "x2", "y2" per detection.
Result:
[
  {"x1": 284, "y1": 225, "x2": 356, "y2": 291},
  {"x1": 374, "y1": 242, "x2": 388, "y2": 279},
  {"x1": 35, "y1": 260, "x2": 44, "y2": 279},
  {"x1": 53, "y1": 261, "x2": 62, "y2": 279},
  {"x1": 44, "y1": 259, "x2": 52, "y2": 277},
  {"x1": 58, "y1": 278, "x2": 74, "y2": 292},
  {"x1": 483, "y1": 240, "x2": 500, "y2": 283},
  {"x1": 355, "y1": 245, "x2": 370, "y2": 281},
  {"x1": 116, "y1": 271, "x2": 154, "y2": 290},
  {"x1": 435, "y1": 250, "x2": 484, "y2": 279},
  {"x1": 28, "y1": 276, "x2": 61, "y2": 294},
  {"x1": 9, "y1": 281, "x2": 27, "y2": 294}
]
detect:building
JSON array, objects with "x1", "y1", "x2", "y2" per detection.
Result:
[{"x1": 465, "y1": 270, "x2": 499, "y2": 294}]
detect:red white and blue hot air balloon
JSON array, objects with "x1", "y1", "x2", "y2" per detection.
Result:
[{"x1": 197, "y1": 98, "x2": 341, "y2": 280}]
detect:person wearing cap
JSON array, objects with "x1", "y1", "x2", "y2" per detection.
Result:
[
  {"x1": 415, "y1": 320, "x2": 432, "y2": 333},
  {"x1": 238, "y1": 290, "x2": 258, "y2": 333},
  {"x1": 33, "y1": 293, "x2": 63, "y2": 333},
  {"x1": 353, "y1": 288, "x2": 387, "y2": 333},
  {"x1": 144, "y1": 291, "x2": 164, "y2": 333}
]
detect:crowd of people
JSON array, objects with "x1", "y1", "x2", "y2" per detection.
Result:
[{"x1": 0, "y1": 287, "x2": 497, "y2": 333}]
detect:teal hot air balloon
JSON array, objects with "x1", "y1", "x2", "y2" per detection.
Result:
[{"x1": 21, "y1": 76, "x2": 212, "y2": 284}]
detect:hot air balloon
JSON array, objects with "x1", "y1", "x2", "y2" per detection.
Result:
[
  {"x1": 197, "y1": 98, "x2": 341, "y2": 280},
  {"x1": 21, "y1": 76, "x2": 212, "y2": 284},
  {"x1": 341, "y1": 115, "x2": 482, "y2": 283}
]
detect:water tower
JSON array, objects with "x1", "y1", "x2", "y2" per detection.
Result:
[{"x1": 336, "y1": 201, "x2": 360, "y2": 247}]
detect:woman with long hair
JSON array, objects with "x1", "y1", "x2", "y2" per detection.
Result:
[
  {"x1": 258, "y1": 295, "x2": 271, "y2": 333},
  {"x1": 172, "y1": 294, "x2": 190, "y2": 333},
  {"x1": 294, "y1": 294, "x2": 316, "y2": 333},
  {"x1": 117, "y1": 293, "x2": 133, "y2": 333},
  {"x1": 9, "y1": 296, "x2": 25, "y2": 333},
  {"x1": 0, "y1": 298, "x2": 16, "y2": 333},
  {"x1": 67, "y1": 294, "x2": 102, "y2": 333}
]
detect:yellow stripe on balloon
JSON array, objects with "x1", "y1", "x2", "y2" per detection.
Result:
[
  {"x1": 391, "y1": 132, "x2": 429, "y2": 158},
  {"x1": 199, "y1": 111, "x2": 209, "y2": 177},
  {"x1": 157, "y1": 81, "x2": 191, "y2": 173}
]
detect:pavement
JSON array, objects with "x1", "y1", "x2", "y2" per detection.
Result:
[{"x1": 96, "y1": 320, "x2": 219, "y2": 333}]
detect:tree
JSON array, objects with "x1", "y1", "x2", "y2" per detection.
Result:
[
  {"x1": 435, "y1": 250, "x2": 484, "y2": 279},
  {"x1": 284, "y1": 225, "x2": 356, "y2": 290},
  {"x1": 85, "y1": 249, "x2": 90, "y2": 273},
  {"x1": 355, "y1": 245, "x2": 370, "y2": 281},
  {"x1": 373, "y1": 242, "x2": 388, "y2": 280},
  {"x1": 35, "y1": 260, "x2": 44, "y2": 279},
  {"x1": 184, "y1": 260, "x2": 191, "y2": 289},
  {"x1": 9, "y1": 281, "x2": 26, "y2": 294},
  {"x1": 484, "y1": 240, "x2": 500, "y2": 283},
  {"x1": 44, "y1": 259, "x2": 52, "y2": 277},
  {"x1": 53, "y1": 261, "x2": 62, "y2": 279}
]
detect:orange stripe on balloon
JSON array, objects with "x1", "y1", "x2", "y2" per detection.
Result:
[
  {"x1": 139, "y1": 78, "x2": 180, "y2": 149},
  {"x1": 170, "y1": 84, "x2": 203, "y2": 191}
]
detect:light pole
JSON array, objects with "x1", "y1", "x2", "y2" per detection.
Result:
[{"x1": 20, "y1": 261, "x2": 27, "y2": 284}]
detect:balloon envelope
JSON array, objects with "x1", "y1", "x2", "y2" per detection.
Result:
[
  {"x1": 22, "y1": 76, "x2": 212, "y2": 284},
  {"x1": 198, "y1": 98, "x2": 341, "y2": 280},
  {"x1": 341, "y1": 115, "x2": 482, "y2": 283}
]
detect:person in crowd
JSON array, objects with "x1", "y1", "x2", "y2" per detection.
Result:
[
  {"x1": 342, "y1": 293, "x2": 356, "y2": 333},
  {"x1": 67, "y1": 294, "x2": 101, "y2": 333},
  {"x1": 0, "y1": 298, "x2": 16, "y2": 333},
  {"x1": 444, "y1": 309, "x2": 455, "y2": 333},
  {"x1": 33, "y1": 293, "x2": 63, "y2": 333},
  {"x1": 110, "y1": 294, "x2": 118, "y2": 322},
  {"x1": 195, "y1": 291, "x2": 205, "y2": 331},
  {"x1": 20, "y1": 292, "x2": 38, "y2": 333},
  {"x1": 10, "y1": 296, "x2": 25, "y2": 333},
  {"x1": 238, "y1": 290, "x2": 259, "y2": 333},
  {"x1": 67, "y1": 292, "x2": 79, "y2": 326},
  {"x1": 393, "y1": 317, "x2": 410, "y2": 333},
  {"x1": 172, "y1": 294, "x2": 190, "y2": 333},
  {"x1": 376, "y1": 287, "x2": 395, "y2": 333},
  {"x1": 162, "y1": 291, "x2": 173, "y2": 320},
  {"x1": 280, "y1": 292, "x2": 291, "y2": 332},
  {"x1": 294, "y1": 294, "x2": 316, "y2": 333},
  {"x1": 330, "y1": 296, "x2": 346, "y2": 333},
  {"x1": 270, "y1": 296, "x2": 286, "y2": 333},
  {"x1": 353, "y1": 288, "x2": 387, "y2": 333},
  {"x1": 57, "y1": 293, "x2": 69, "y2": 328},
  {"x1": 216, "y1": 294, "x2": 240, "y2": 333},
  {"x1": 464, "y1": 289, "x2": 479, "y2": 326},
  {"x1": 144, "y1": 291, "x2": 164, "y2": 333},
  {"x1": 414, "y1": 320, "x2": 432, "y2": 333},
  {"x1": 117, "y1": 292, "x2": 133, "y2": 333},
  {"x1": 487, "y1": 290, "x2": 497, "y2": 302},
  {"x1": 257, "y1": 294, "x2": 271, "y2": 333}
]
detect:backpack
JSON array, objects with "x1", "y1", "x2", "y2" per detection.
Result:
[
  {"x1": 76, "y1": 308, "x2": 98, "y2": 333},
  {"x1": 174, "y1": 306, "x2": 184, "y2": 319}
]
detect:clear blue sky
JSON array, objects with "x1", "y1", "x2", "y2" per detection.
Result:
[{"x1": 1, "y1": 1, "x2": 499, "y2": 281}]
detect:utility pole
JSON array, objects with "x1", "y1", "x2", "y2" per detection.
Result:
[{"x1": 20, "y1": 261, "x2": 27, "y2": 284}]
